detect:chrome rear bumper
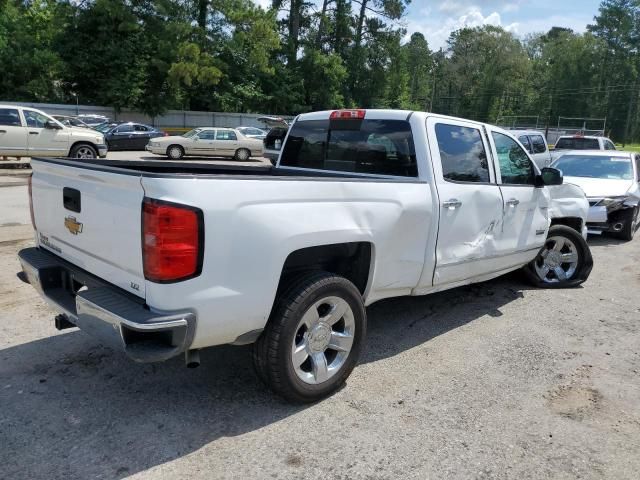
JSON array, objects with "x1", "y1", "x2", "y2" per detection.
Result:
[{"x1": 18, "y1": 247, "x2": 195, "y2": 363}]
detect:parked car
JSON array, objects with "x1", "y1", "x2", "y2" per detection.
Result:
[
  {"x1": 551, "y1": 135, "x2": 616, "y2": 162},
  {"x1": 258, "y1": 116, "x2": 289, "y2": 164},
  {"x1": 236, "y1": 126, "x2": 268, "y2": 140},
  {"x1": 19, "y1": 109, "x2": 592, "y2": 403},
  {"x1": 99, "y1": 122, "x2": 166, "y2": 151},
  {"x1": 0, "y1": 105, "x2": 107, "y2": 158},
  {"x1": 75, "y1": 114, "x2": 110, "y2": 127},
  {"x1": 146, "y1": 127, "x2": 263, "y2": 160},
  {"x1": 52, "y1": 115, "x2": 92, "y2": 129},
  {"x1": 510, "y1": 130, "x2": 552, "y2": 168},
  {"x1": 552, "y1": 150, "x2": 640, "y2": 240}
]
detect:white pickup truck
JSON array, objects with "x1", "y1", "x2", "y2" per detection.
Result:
[{"x1": 19, "y1": 109, "x2": 592, "y2": 402}]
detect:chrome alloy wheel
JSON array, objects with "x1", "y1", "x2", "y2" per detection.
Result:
[
  {"x1": 74, "y1": 146, "x2": 96, "y2": 158},
  {"x1": 534, "y1": 235, "x2": 579, "y2": 283},
  {"x1": 291, "y1": 296, "x2": 355, "y2": 385}
]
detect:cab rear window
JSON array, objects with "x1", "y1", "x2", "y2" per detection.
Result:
[
  {"x1": 555, "y1": 137, "x2": 599, "y2": 150},
  {"x1": 280, "y1": 119, "x2": 418, "y2": 177}
]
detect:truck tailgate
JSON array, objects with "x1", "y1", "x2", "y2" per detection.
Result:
[{"x1": 31, "y1": 159, "x2": 146, "y2": 298}]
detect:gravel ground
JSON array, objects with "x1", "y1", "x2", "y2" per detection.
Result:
[{"x1": 0, "y1": 179, "x2": 639, "y2": 479}]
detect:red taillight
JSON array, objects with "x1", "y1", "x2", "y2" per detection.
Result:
[
  {"x1": 142, "y1": 199, "x2": 203, "y2": 283},
  {"x1": 28, "y1": 173, "x2": 35, "y2": 229},
  {"x1": 330, "y1": 109, "x2": 366, "y2": 119},
  {"x1": 163, "y1": 131, "x2": 169, "y2": 136}
]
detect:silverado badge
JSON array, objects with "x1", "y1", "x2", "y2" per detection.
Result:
[{"x1": 64, "y1": 216, "x2": 83, "y2": 235}]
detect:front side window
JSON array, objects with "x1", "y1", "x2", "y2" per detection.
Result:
[
  {"x1": 530, "y1": 135, "x2": 547, "y2": 154},
  {"x1": 434, "y1": 123, "x2": 489, "y2": 183},
  {"x1": 23, "y1": 110, "x2": 50, "y2": 128},
  {"x1": 115, "y1": 124, "x2": 134, "y2": 133},
  {"x1": 492, "y1": 132, "x2": 535, "y2": 185},
  {"x1": 216, "y1": 130, "x2": 237, "y2": 140},
  {"x1": 0, "y1": 108, "x2": 21, "y2": 126},
  {"x1": 280, "y1": 118, "x2": 417, "y2": 177},
  {"x1": 197, "y1": 130, "x2": 215, "y2": 140}
]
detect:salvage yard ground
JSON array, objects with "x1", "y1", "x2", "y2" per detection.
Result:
[{"x1": 0, "y1": 161, "x2": 639, "y2": 479}]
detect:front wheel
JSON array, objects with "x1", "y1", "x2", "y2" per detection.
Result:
[
  {"x1": 70, "y1": 143, "x2": 97, "y2": 159},
  {"x1": 523, "y1": 224, "x2": 593, "y2": 288},
  {"x1": 253, "y1": 272, "x2": 366, "y2": 403},
  {"x1": 614, "y1": 207, "x2": 638, "y2": 241},
  {"x1": 166, "y1": 145, "x2": 184, "y2": 160}
]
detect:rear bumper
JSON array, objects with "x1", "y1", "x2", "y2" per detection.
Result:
[{"x1": 18, "y1": 247, "x2": 195, "y2": 363}]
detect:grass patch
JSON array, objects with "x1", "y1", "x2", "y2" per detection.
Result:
[{"x1": 615, "y1": 143, "x2": 640, "y2": 152}]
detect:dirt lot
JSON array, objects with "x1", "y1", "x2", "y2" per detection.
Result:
[{"x1": 1, "y1": 176, "x2": 639, "y2": 479}]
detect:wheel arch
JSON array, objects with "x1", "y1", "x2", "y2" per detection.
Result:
[
  {"x1": 68, "y1": 141, "x2": 97, "y2": 156},
  {"x1": 276, "y1": 242, "x2": 374, "y2": 299},
  {"x1": 550, "y1": 216, "x2": 583, "y2": 234}
]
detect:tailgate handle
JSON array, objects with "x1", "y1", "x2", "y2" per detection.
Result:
[{"x1": 63, "y1": 187, "x2": 81, "y2": 213}]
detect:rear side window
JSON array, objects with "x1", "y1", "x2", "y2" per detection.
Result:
[
  {"x1": 604, "y1": 140, "x2": 616, "y2": 150},
  {"x1": 555, "y1": 137, "x2": 600, "y2": 150},
  {"x1": 492, "y1": 132, "x2": 535, "y2": 185},
  {"x1": 0, "y1": 108, "x2": 21, "y2": 126},
  {"x1": 280, "y1": 119, "x2": 417, "y2": 177},
  {"x1": 216, "y1": 130, "x2": 237, "y2": 141},
  {"x1": 530, "y1": 135, "x2": 547, "y2": 154},
  {"x1": 434, "y1": 123, "x2": 489, "y2": 183},
  {"x1": 518, "y1": 135, "x2": 533, "y2": 154},
  {"x1": 134, "y1": 124, "x2": 149, "y2": 132}
]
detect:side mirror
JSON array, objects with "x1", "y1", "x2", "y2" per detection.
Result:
[
  {"x1": 45, "y1": 120, "x2": 62, "y2": 130},
  {"x1": 538, "y1": 167, "x2": 563, "y2": 186}
]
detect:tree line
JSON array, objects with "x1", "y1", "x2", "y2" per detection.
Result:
[{"x1": 0, "y1": 0, "x2": 639, "y2": 141}]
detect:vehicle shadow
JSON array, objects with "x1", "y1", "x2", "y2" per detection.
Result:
[
  {"x1": 0, "y1": 272, "x2": 532, "y2": 479},
  {"x1": 586, "y1": 233, "x2": 630, "y2": 247}
]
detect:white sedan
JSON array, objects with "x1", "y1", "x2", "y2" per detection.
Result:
[{"x1": 146, "y1": 127, "x2": 264, "y2": 161}]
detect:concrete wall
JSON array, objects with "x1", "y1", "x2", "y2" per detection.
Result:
[{"x1": 1, "y1": 101, "x2": 293, "y2": 129}]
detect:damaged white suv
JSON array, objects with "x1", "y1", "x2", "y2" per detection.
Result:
[{"x1": 20, "y1": 109, "x2": 591, "y2": 403}]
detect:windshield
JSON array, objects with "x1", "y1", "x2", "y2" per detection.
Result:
[
  {"x1": 182, "y1": 128, "x2": 203, "y2": 138},
  {"x1": 554, "y1": 155, "x2": 633, "y2": 180}
]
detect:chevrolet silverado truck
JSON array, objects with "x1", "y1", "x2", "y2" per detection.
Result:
[{"x1": 18, "y1": 109, "x2": 592, "y2": 403}]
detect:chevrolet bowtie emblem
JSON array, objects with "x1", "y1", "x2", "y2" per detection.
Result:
[{"x1": 64, "y1": 216, "x2": 83, "y2": 235}]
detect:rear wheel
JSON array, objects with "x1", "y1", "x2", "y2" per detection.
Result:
[
  {"x1": 167, "y1": 145, "x2": 184, "y2": 160},
  {"x1": 253, "y1": 272, "x2": 366, "y2": 403},
  {"x1": 523, "y1": 225, "x2": 593, "y2": 288},
  {"x1": 234, "y1": 148, "x2": 250, "y2": 161},
  {"x1": 70, "y1": 143, "x2": 97, "y2": 159}
]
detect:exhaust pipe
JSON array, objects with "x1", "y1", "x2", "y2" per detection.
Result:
[
  {"x1": 613, "y1": 223, "x2": 624, "y2": 232},
  {"x1": 185, "y1": 349, "x2": 200, "y2": 368}
]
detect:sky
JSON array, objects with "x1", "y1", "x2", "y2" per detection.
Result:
[{"x1": 403, "y1": 0, "x2": 604, "y2": 49}]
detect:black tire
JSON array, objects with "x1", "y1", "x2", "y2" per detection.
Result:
[
  {"x1": 234, "y1": 148, "x2": 250, "y2": 161},
  {"x1": 253, "y1": 271, "x2": 366, "y2": 403},
  {"x1": 613, "y1": 207, "x2": 638, "y2": 241},
  {"x1": 523, "y1": 224, "x2": 593, "y2": 288},
  {"x1": 69, "y1": 143, "x2": 97, "y2": 159},
  {"x1": 166, "y1": 145, "x2": 184, "y2": 160}
]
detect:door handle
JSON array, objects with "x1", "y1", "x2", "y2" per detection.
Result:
[
  {"x1": 0, "y1": 129, "x2": 6, "y2": 133},
  {"x1": 506, "y1": 198, "x2": 520, "y2": 207},
  {"x1": 442, "y1": 199, "x2": 462, "y2": 210},
  {"x1": 29, "y1": 131, "x2": 39, "y2": 135}
]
